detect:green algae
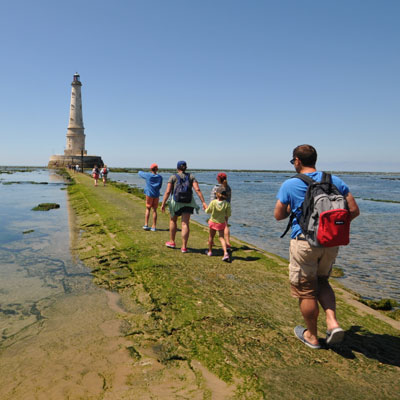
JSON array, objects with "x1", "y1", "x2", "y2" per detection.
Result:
[
  {"x1": 332, "y1": 266, "x2": 345, "y2": 277},
  {"x1": 359, "y1": 298, "x2": 399, "y2": 311},
  {"x1": 32, "y1": 203, "x2": 60, "y2": 211},
  {"x1": 363, "y1": 198, "x2": 400, "y2": 204}
]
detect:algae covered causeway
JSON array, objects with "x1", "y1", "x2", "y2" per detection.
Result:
[{"x1": 64, "y1": 171, "x2": 400, "y2": 399}]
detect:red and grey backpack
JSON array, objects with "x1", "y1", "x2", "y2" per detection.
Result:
[{"x1": 281, "y1": 172, "x2": 351, "y2": 247}]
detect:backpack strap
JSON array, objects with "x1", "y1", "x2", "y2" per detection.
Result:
[
  {"x1": 294, "y1": 172, "x2": 332, "y2": 185},
  {"x1": 292, "y1": 173, "x2": 315, "y2": 186},
  {"x1": 280, "y1": 213, "x2": 295, "y2": 238},
  {"x1": 280, "y1": 174, "x2": 313, "y2": 239},
  {"x1": 321, "y1": 172, "x2": 332, "y2": 184}
]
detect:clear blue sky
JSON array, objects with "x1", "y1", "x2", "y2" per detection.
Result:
[{"x1": 1, "y1": 0, "x2": 399, "y2": 171}]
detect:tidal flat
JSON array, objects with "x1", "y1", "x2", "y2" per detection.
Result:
[{"x1": 0, "y1": 169, "x2": 140, "y2": 399}]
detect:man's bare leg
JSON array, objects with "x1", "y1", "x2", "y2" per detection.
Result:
[{"x1": 299, "y1": 298, "x2": 320, "y2": 345}]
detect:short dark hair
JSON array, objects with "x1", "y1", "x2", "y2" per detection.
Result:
[{"x1": 293, "y1": 144, "x2": 317, "y2": 167}]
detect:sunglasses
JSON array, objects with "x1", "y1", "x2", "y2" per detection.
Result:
[{"x1": 290, "y1": 158, "x2": 296, "y2": 165}]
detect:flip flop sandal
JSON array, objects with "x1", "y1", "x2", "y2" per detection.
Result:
[
  {"x1": 294, "y1": 326, "x2": 321, "y2": 349},
  {"x1": 326, "y1": 327, "x2": 345, "y2": 345}
]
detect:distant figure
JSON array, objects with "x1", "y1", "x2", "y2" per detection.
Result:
[
  {"x1": 101, "y1": 165, "x2": 108, "y2": 186},
  {"x1": 92, "y1": 165, "x2": 100, "y2": 186},
  {"x1": 75, "y1": 164, "x2": 80, "y2": 173},
  {"x1": 205, "y1": 186, "x2": 231, "y2": 261},
  {"x1": 274, "y1": 144, "x2": 360, "y2": 349},
  {"x1": 138, "y1": 163, "x2": 163, "y2": 231},
  {"x1": 161, "y1": 161, "x2": 207, "y2": 253},
  {"x1": 210, "y1": 172, "x2": 232, "y2": 249}
]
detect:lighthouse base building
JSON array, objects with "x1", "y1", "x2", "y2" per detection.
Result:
[
  {"x1": 48, "y1": 73, "x2": 103, "y2": 169},
  {"x1": 48, "y1": 154, "x2": 103, "y2": 169}
]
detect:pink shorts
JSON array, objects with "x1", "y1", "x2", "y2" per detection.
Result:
[
  {"x1": 146, "y1": 196, "x2": 159, "y2": 208},
  {"x1": 92, "y1": 174, "x2": 99, "y2": 179},
  {"x1": 208, "y1": 221, "x2": 226, "y2": 231}
]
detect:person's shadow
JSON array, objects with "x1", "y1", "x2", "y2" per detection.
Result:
[{"x1": 326, "y1": 325, "x2": 400, "y2": 367}]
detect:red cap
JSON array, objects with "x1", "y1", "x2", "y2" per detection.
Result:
[
  {"x1": 217, "y1": 172, "x2": 227, "y2": 181},
  {"x1": 150, "y1": 163, "x2": 158, "y2": 170}
]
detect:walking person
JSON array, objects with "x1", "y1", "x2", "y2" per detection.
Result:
[
  {"x1": 92, "y1": 165, "x2": 100, "y2": 186},
  {"x1": 161, "y1": 161, "x2": 207, "y2": 253},
  {"x1": 205, "y1": 186, "x2": 231, "y2": 261},
  {"x1": 210, "y1": 172, "x2": 232, "y2": 249},
  {"x1": 138, "y1": 163, "x2": 163, "y2": 232},
  {"x1": 274, "y1": 144, "x2": 360, "y2": 349},
  {"x1": 101, "y1": 165, "x2": 108, "y2": 186}
]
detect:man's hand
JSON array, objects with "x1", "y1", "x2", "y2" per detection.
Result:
[
  {"x1": 346, "y1": 193, "x2": 360, "y2": 221},
  {"x1": 274, "y1": 200, "x2": 291, "y2": 221}
]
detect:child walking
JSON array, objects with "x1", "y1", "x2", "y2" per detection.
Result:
[
  {"x1": 101, "y1": 165, "x2": 108, "y2": 186},
  {"x1": 138, "y1": 163, "x2": 163, "y2": 231},
  {"x1": 205, "y1": 186, "x2": 231, "y2": 261},
  {"x1": 92, "y1": 165, "x2": 100, "y2": 186},
  {"x1": 210, "y1": 172, "x2": 232, "y2": 249}
]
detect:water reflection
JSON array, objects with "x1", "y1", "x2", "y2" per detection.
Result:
[{"x1": 0, "y1": 168, "x2": 92, "y2": 347}]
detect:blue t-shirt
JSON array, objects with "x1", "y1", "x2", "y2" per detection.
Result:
[
  {"x1": 276, "y1": 172, "x2": 349, "y2": 239},
  {"x1": 138, "y1": 171, "x2": 163, "y2": 198}
]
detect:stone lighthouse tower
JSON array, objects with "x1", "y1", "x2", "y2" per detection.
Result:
[
  {"x1": 48, "y1": 73, "x2": 103, "y2": 168},
  {"x1": 64, "y1": 73, "x2": 87, "y2": 156}
]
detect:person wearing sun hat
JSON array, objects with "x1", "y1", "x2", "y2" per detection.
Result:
[
  {"x1": 138, "y1": 163, "x2": 163, "y2": 231},
  {"x1": 161, "y1": 160, "x2": 207, "y2": 253}
]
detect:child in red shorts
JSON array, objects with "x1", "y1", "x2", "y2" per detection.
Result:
[
  {"x1": 138, "y1": 163, "x2": 163, "y2": 231},
  {"x1": 205, "y1": 186, "x2": 231, "y2": 261}
]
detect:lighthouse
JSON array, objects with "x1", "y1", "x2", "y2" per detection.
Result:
[
  {"x1": 48, "y1": 73, "x2": 103, "y2": 168},
  {"x1": 64, "y1": 73, "x2": 87, "y2": 156}
]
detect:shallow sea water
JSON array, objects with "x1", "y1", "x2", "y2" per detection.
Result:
[
  {"x1": 0, "y1": 168, "x2": 92, "y2": 345},
  {"x1": 0, "y1": 169, "x2": 135, "y2": 398},
  {"x1": 110, "y1": 170, "x2": 400, "y2": 302}
]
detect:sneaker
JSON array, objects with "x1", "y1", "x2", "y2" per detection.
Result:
[
  {"x1": 205, "y1": 250, "x2": 212, "y2": 256},
  {"x1": 181, "y1": 248, "x2": 188, "y2": 253},
  {"x1": 165, "y1": 241, "x2": 176, "y2": 248},
  {"x1": 222, "y1": 253, "x2": 230, "y2": 262},
  {"x1": 142, "y1": 225, "x2": 150, "y2": 231},
  {"x1": 150, "y1": 227, "x2": 156, "y2": 232}
]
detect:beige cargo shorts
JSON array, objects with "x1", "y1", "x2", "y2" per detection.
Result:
[{"x1": 289, "y1": 236, "x2": 339, "y2": 299}]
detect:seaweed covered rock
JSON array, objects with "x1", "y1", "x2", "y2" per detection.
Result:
[{"x1": 32, "y1": 203, "x2": 60, "y2": 211}]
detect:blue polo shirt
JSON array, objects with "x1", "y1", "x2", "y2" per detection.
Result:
[
  {"x1": 138, "y1": 171, "x2": 163, "y2": 198},
  {"x1": 276, "y1": 172, "x2": 349, "y2": 239}
]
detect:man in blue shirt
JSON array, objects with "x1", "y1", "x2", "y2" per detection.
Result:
[
  {"x1": 138, "y1": 163, "x2": 163, "y2": 232},
  {"x1": 274, "y1": 145, "x2": 360, "y2": 349}
]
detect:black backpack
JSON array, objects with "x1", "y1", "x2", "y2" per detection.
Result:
[
  {"x1": 173, "y1": 173, "x2": 193, "y2": 203},
  {"x1": 281, "y1": 172, "x2": 351, "y2": 247}
]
